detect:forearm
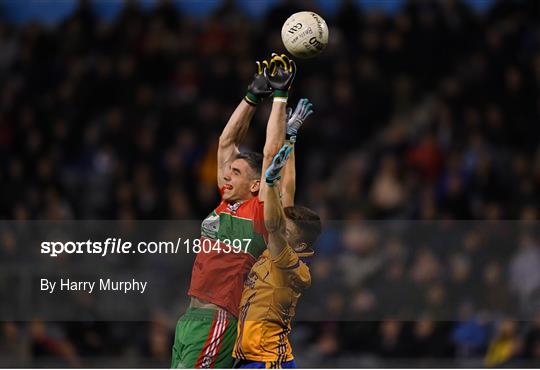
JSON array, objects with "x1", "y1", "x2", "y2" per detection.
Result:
[
  {"x1": 219, "y1": 100, "x2": 256, "y2": 149},
  {"x1": 280, "y1": 97, "x2": 312, "y2": 205},
  {"x1": 264, "y1": 183, "x2": 287, "y2": 258},
  {"x1": 281, "y1": 148, "x2": 295, "y2": 207},
  {"x1": 260, "y1": 53, "x2": 296, "y2": 200},
  {"x1": 217, "y1": 100, "x2": 256, "y2": 187},
  {"x1": 263, "y1": 100, "x2": 287, "y2": 159},
  {"x1": 264, "y1": 142, "x2": 294, "y2": 257},
  {"x1": 259, "y1": 100, "x2": 287, "y2": 201}
]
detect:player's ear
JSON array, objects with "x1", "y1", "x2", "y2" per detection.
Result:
[
  {"x1": 250, "y1": 179, "x2": 261, "y2": 193},
  {"x1": 294, "y1": 242, "x2": 308, "y2": 253}
]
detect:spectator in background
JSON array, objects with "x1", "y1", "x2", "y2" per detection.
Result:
[
  {"x1": 0, "y1": 322, "x2": 27, "y2": 367},
  {"x1": 484, "y1": 320, "x2": 522, "y2": 367},
  {"x1": 369, "y1": 155, "x2": 407, "y2": 218},
  {"x1": 510, "y1": 234, "x2": 540, "y2": 315}
]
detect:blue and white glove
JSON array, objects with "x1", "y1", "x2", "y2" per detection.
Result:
[
  {"x1": 265, "y1": 144, "x2": 294, "y2": 186},
  {"x1": 286, "y1": 98, "x2": 314, "y2": 143}
]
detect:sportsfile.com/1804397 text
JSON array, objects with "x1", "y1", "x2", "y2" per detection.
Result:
[{"x1": 40, "y1": 238, "x2": 251, "y2": 257}]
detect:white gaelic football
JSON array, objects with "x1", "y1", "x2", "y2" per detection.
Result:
[{"x1": 281, "y1": 11, "x2": 329, "y2": 59}]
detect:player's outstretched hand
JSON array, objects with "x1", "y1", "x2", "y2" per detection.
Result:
[
  {"x1": 265, "y1": 144, "x2": 294, "y2": 186},
  {"x1": 245, "y1": 60, "x2": 273, "y2": 106},
  {"x1": 264, "y1": 53, "x2": 296, "y2": 97},
  {"x1": 286, "y1": 98, "x2": 313, "y2": 143}
]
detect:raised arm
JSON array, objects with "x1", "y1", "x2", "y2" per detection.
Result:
[
  {"x1": 281, "y1": 149, "x2": 296, "y2": 207},
  {"x1": 258, "y1": 54, "x2": 296, "y2": 202},
  {"x1": 281, "y1": 99, "x2": 314, "y2": 207},
  {"x1": 260, "y1": 98, "x2": 287, "y2": 202},
  {"x1": 264, "y1": 145, "x2": 294, "y2": 258},
  {"x1": 217, "y1": 101, "x2": 255, "y2": 188},
  {"x1": 217, "y1": 61, "x2": 272, "y2": 188}
]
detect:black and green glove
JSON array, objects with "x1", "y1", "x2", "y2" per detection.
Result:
[
  {"x1": 245, "y1": 60, "x2": 273, "y2": 106},
  {"x1": 264, "y1": 53, "x2": 297, "y2": 98}
]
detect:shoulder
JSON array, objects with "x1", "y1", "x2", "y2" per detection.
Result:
[
  {"x1": 268, "y1": 245, "x2": 312, "y2": 290},
  {"x1": 240, "y1": 195, "x2": 264, "y2": 216},
  {"x1": 245, "y1": 194, "x2": 264, "y2": 206},
  {"x1": 214, "y1": 200, "x2": 228, "y2": 213},
  {"x1": 293, "y1": 259, "x2": 312, "y2": 290}
]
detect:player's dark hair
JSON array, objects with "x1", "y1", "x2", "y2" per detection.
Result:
[
  {"x1": 235, "y1": 151, "x2": 263, "y2": 178},
  {"x1": 284, "y1": 206, "x2": 322, "y2": 248}
]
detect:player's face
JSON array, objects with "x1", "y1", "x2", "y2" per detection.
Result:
[{"x1": 222, "y1": 159, "x2": 260, "y2": 203}]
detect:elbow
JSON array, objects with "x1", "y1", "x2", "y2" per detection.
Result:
[
  {"x1": 281, "y1": 194, "x2": 294, "y2": 208},
  {"x1": 218, "y1": 134, "x2": 231, "y2": 148}
]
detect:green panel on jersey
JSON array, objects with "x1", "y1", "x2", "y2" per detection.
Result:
[{"x1": 218, "y1": 213, "x2": 266, "y2": 258}]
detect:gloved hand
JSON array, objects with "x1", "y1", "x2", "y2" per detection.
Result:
[
  {"x1": 264, "y1": 53, "x2": 296, "y2": 98},
  {"x1": 265, "y1": 144, "x2": 294, "y2": 186},
  {"x1": 286, "y1": 98, "x2": 313, "y2": 143},
  {"x1": 245, "y1": 60, "x2": 273, "y2": 106}
]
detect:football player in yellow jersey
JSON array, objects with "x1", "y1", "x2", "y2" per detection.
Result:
[{"x1": 233, "y1": 99, "x2": 321, "y2": 368}]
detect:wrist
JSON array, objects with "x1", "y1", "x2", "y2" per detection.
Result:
[
  {"x1": 266, "y1": 176, "x2": 280, "y2": 186},
  {"x1": 273, "y1": 89, "x2": 288, "y2": 98},
  {"x1": 273, "y1": 91, "x2": 288, "y2": 104},
  {"x1": 244, "y1": 92, "x2": 260, "y2": 106},
  {"x1": 285, "y1": 133, "x2": 297, "y2": 143}
]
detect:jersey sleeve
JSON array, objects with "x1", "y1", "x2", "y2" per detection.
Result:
[{"x1": 271, "y1": 245, "x2": 311, "y2": 291}]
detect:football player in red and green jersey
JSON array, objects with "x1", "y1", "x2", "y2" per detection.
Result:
[{"x1": 171, "y1": 54, "x2": 296, "y2": 368}]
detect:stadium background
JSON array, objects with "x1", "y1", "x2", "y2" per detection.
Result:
[{"x1": 1, "y1": 0, "x2": 540, "y2": 367}]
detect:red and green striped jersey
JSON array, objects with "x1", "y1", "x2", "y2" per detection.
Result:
[{"x1": 188, "y1": 192, "x2": 267, "y2": 318}]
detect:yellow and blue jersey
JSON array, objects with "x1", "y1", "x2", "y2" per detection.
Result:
[{"x1": 233, "y1": 245, "x2": 312, "y2": 363}]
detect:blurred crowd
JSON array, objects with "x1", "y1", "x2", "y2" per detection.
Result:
[{"x1": 0, "y1": 0, "x2": 540, "y2": 367}]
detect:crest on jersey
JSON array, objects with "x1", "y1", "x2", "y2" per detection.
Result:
[
  {"x1": 245, "y1": 271, "x2": 258, "y2": 289},
  {"x1": 227, "y1": 202, "x2": 242, "y2": 213}
]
